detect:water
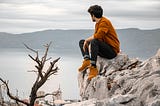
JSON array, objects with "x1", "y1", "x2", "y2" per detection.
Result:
[
  {"x1": 1, "y1": 47, "x2": 159, "y2": 101},
  {"x1": 0, "y1": 49, "x2": 82, "y2": 101},
  {"x1": 0, "y1": 29, "x2": 160, "y2": 101}
]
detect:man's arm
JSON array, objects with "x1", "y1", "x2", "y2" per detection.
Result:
[
  {"x1": 86, "y1": 35, "x2": 94, "y2": 42},
  {"x1": 83, "y1": 35, "x2": 94, "y2": 51}
]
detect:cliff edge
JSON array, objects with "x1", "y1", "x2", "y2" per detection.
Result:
[{"x1": 66, "y1": 49, "x2": 160, "y2": 106}]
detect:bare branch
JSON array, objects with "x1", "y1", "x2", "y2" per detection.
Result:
[
  {"x1": 45, "y1": 57, "x2": 60, "y2": 77},
  {"x1": 43, "y1": 41, "x2": 52, "y2": 48},
  {"x1": 0, "y1": 78, "x2": 29, "y2": 106},
  {"x1": 48, "y1": 67, "x2": 59, "y2": 77},
  {"x1": 2, "y1": 42, "x2": 60, "y2": 106},
  {"x1": 24, "y1": 43, "x2": 41, "y2": 69},
  {"x1": 23, "y1": 43, "x2": 38, "y2": 54},
  {"x1": 36, "y1": 89, "x2": 59, "y2": 99},
  {"x1": 41, "y1": 42, "x2": 51, "y2": 65},
  {"x1": 46, "y1": 57, "x2": 52, "y2": 61},
  {"x1": 25, "y1": 45, "x2": 44, "y2": 79},
  {"x1": 27, "y1": 70, "x2": 38, "y2": 73}
]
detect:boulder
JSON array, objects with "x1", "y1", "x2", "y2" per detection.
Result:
[{"x1": 65, "y1": 49, "x2": 160, "y2": 106}]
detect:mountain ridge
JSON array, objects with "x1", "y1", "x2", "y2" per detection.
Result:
[
  {"x1": 1, "y1": 28, "x2": 160, "y2": 35},
  {"x1": 0, "y1": 28, "x2": 160, "y2": 58}
]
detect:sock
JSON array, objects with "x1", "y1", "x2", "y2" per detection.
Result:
[
  {"x1": 91, "y1": 60, "x2": 96, "y2": 68},
  {"x1": 84, "y1": 55, "x2": 90, "y2": 60}
]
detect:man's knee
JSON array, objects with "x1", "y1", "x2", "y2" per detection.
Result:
[
  {"x1": 79, "y1": 39, "x2": 85, "y2": 47},
  {"x1": 90, "y1": 39, "x2": 99, "y2": 45},
  {"x1": 79, "y1": 39, "x2": 85, "y2": 44}
]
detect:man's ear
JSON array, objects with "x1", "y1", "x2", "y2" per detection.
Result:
[
  {"x1": 93, "y1": 15, "x2": 97, "y2": 19},
  {"x1": 92, "y1": 14, "x2": 95, "y2": 18}
]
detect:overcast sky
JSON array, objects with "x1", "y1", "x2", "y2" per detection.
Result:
[{"x1": 0, "y1": 0, "x2": 160, "y2": 34}]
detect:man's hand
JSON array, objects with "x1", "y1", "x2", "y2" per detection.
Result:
[
  {"x1": 83, "y1": 40, "x2": 89, "y2": 52},
  {"x1": 83, "y1": 36, "x2": 94, "y2": 52}
]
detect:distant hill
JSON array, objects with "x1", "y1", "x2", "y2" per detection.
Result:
[
  {"x1": 116, "y1": 28, "x2": 160, "y2": 58},
  {"x1": 0, "y1": 29, "x2": 93, "y2": 54},
  {"x1": 0, "y1": 28, "x2": 160, "y2": 58}
]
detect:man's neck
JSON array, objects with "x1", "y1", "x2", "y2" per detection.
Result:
[{"x1": 95, "y1": 17, "x2": 102, "y2": 23}]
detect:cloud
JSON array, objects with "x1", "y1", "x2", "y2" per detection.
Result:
[
  {"x1": 0, "y1": 0, "x2": 160, "y2": 33},
  {"x1": 102, "y1": 0, "x2": 160, "y2": 18}
]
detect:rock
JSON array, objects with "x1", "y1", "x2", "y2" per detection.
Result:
[
  {"x1": 149, "y1": 99, "x2": 160, "y2": 106},
  {"x1": 65, "y1": 49, "x2": 160, "y2": 106},
  {"x1": 64, "y1": 98, "x2": 97, "y2": 106}
]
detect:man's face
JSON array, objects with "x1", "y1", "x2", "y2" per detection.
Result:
[{"x1": 91, "y1": 15, "x2": 96, "y2": 22}]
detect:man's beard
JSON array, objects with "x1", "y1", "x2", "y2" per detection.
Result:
[{"x1": 92, "y1": 18, "x2": 96, "y2": 22}]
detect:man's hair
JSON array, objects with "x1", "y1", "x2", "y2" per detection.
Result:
[{"x1": 88, "y1": 5, "x2": 103, "y2": 18}]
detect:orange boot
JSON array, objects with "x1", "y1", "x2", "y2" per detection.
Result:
[
  {"x1": 88, "y1": 66, "x2": 98, "y2": 80},
  {"x1": 78, "y1": 59, "x2": 90, "y2": 72}
]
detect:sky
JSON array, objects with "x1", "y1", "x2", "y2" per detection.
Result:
[{"x1": 0, "y1": 0, "x2": 160, "y2": 34}]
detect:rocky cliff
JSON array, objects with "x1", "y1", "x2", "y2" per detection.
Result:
[{"x1": 65, "y1": 49, "x2": 160, "y2": 106}]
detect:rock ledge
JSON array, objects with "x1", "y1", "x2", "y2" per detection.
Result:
[{"x1": 66, "y1": 49, "x2": 160, "y2": 106}]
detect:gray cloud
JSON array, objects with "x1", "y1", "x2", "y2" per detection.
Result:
[{"x1": 0, "y1": 0, "x2": 160, "y2": 33}]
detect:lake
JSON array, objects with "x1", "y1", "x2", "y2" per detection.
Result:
[
  {"x1": 0, "y1": 49, "x2": 82, "y2": 101},
  {"x1": 0, "y1": 29, "x2": 160, "y2": 101}
]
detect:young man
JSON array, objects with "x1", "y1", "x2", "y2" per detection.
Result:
[{"x1": 78, "y1": 5, "x2": 120, "y2": 80}]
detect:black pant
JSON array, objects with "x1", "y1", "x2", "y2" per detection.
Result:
[{"x1": 79, "y1": 39, "x2": 117, "y2": 65}]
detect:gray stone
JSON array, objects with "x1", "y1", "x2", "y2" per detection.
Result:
[
  {"x1": 65, "y1": 49, "x2": 160, "y2": 106},
  {"x1": 149, "y1": 100, "x2": 160, "y2": 106}
]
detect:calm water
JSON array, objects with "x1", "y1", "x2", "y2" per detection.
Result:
[
  {"x1": 0, "y1": 31, "x2": 160, "y2": 101},
  {"x1": 0, "y1": 49, "x2": 82, "y2": 100}
]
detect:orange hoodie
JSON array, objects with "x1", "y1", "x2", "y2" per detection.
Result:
[{"x1": 94, "y1": 17, "x2": 120, "y2": 54}]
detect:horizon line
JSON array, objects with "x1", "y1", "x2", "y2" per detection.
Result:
[{"x1": 0, "y1": 27, "x2": 160, "y2": 35}]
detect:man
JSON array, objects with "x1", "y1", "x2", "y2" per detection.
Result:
[{"x1": 78, "y1": 5, "x2": 120, "y2": 80}]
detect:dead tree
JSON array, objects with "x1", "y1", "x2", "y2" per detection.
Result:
[{"x1": 0, "y1": 42, "x2": 60, "y2": 106}]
